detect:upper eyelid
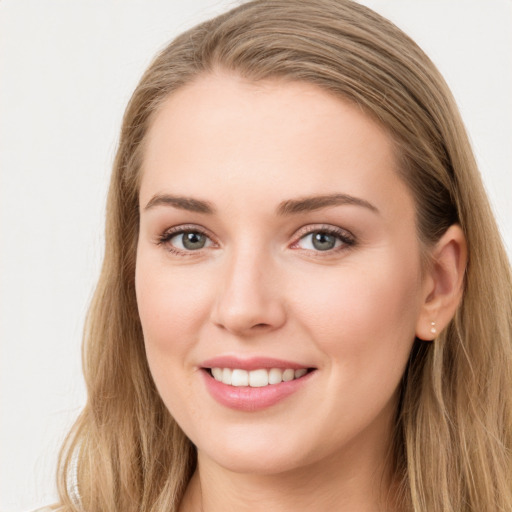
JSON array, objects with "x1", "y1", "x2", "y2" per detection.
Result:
[
  {"x1": 292, "y1": 223, "x2": 354, "y2": 240},
  {"x1": 159, "y1": 222, "x2": 352, "y2": 236},
  {"x1": 162, "y1": 224, "x2": 215, "y2": 238}
]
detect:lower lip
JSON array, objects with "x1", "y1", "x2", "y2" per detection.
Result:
[{"x1": 201, "y1": 369, "x2": 315, "y2": 412}]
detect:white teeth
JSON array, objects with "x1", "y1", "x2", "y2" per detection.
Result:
[
  {"x1": 212, "y1": 367, "x2": 223, "y2": 380},
  {"x1": 295, "y1": 368, "x2": 308, "y2": 378},
  {"x1": 268, "y1": 368, "x2": 283, "y2": 385},
  {"x1": 222, "y1": 368, "x2": 232, "y2": 385},
  {"x1": 231, "y1": 369, "x2": 249, "y2": 386},
  {"x1": 282, "y1": 369, "x2": 295, "y2": 382},
  {"x1": 249, "y1": 369, "x2": 269, "y2": 387},
  {"x1": 210, "y1": 367, "x2": 310, "y2": 387}
]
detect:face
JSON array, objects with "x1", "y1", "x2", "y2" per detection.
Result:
[{"x1": 136, "y1": 73, "x2": 427, "y2": 476}]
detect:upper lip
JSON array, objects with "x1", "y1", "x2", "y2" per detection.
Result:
[{"x1": 200, "y1": 356, "x2": 314, "y2": 371}]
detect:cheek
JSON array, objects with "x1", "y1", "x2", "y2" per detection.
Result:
[
  {"x1": 135, "y1": 256, "x2": 217, "y2": 422},
  {"x1": 291, "y1": 252, "x2": 422, "y2": 369},
  {"x1": 285, "y1": 253, "x2": 422, "y2": 443},
  {"x1": 135, "y1": 256, "x2": 215, "y2": 362}
]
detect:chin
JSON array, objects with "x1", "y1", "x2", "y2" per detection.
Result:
[
  {"x1": 204, "y1": 449, "x2": 306, "y2": 475},
  {"x1": 195, "y1": 428, "x2": 319, "y2": 476}
]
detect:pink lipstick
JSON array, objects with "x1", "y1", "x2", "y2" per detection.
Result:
[{"x1": 200, "y1": 356, "x2": 316, "y2": 411}]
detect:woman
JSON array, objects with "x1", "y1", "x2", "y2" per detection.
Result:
[{"x1": 51, "y1": 0, "x2": 512, "y2": 510}]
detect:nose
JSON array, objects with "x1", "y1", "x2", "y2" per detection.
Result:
[{"x1": 210, "y1": 247, "x2": 287, "y2": 336}]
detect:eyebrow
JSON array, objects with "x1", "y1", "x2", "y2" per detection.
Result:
[
  {"x1": 143, "y1": 192, "x2": 379, "y2": 216},
  {"x1": 277, "y1": 193, "x2": 379, "y2": 215},
  {"x1": 144, "y1": 194, "x2": 215, "y2": 214}
]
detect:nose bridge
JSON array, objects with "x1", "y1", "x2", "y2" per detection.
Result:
[{"x1": 212, "y1": 239, "x2": 286, "y2": 334}]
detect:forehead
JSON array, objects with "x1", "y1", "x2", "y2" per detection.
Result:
[{"x1": 140, "y1": 72, "x2": 412, "y2": 219}]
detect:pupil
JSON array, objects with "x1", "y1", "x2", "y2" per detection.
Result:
[
  {"x1": 183, "y1": 232, "x2": 206, "y2": 250},
  {"x1": 312, "y1": 232, "x2": 335, "y2": 251}
]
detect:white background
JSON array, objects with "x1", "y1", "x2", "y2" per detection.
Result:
[{"x1": 1, "y1": 1, "x2": 511, "y2": 510}]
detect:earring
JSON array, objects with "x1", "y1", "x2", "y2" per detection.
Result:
[{"x1": 430, "y1": 321, "x2": 437, "y2": 335}]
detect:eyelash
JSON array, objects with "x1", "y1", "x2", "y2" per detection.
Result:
[{"x1": 156, "y1": 224, "x2": 356, "y2": 256}]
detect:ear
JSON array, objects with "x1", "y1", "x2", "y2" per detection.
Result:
[{"x1": 415, "y1": 224, "x2": 467, "y2": 341}]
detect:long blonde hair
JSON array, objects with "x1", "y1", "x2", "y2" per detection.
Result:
[{"x1": 55, "y1": 1, "x2": 512, "y2": 510}]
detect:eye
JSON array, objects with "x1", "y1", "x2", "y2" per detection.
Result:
[
  {"x1": 293, "y1": 226, "x2": 355, "y2": 252},
  {"x1": 170, "y1": 231, "x2": 211, "y2": 250},
  {"x1": 299, "y1": 231, "x2": 340, "y2": 251},
  {"x1": 157, "y1": 226, "x2": 215, "y2": 254}
]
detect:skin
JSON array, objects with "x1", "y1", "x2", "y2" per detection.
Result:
[{"x1": 135, "y1": 72, "x2": 466, "y2": 511}]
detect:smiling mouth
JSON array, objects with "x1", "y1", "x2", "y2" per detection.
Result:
[{"x1": 204, "y1": 367, "x2": 316, "y2": 387}]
